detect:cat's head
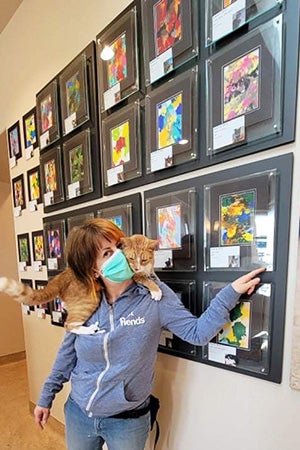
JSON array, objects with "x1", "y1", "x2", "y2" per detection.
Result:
[{"x1": 119, "y1": 235, "x2": 158, "y2": 275}]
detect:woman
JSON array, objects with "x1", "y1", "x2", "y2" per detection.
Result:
[{"x1": 34, "y1": 218, "x2": 264, "y2": 450}]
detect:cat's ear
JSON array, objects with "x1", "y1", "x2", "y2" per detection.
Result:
[
  {"x1": 148, "y1": 239, "x2": 159, "y2": 251},
  {"x1": 119, "y1": 237, "x2": 130, "y2": 248}
]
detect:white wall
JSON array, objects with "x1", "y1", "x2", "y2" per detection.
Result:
[{"x1": 0, "y1": 1, "x2": 299, "y2": 449}]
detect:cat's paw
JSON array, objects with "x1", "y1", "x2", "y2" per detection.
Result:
[
  {"x1": 150, "y1": 289, "x2": 162, "y2": 301},
  {"x1": 0, "y1": 277, "x2": 7, "y2": 291}
]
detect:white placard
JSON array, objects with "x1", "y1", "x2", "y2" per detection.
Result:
[
  {"x1": 9, "y1": 156, "x2": 16, "y2": 168},
  {"x1": 103, "y1": 82, "x2": 121, "y2": 110},
  {"x1": 14, "y1": 206, "x2": 21, "y2": 217},
  {"x1": 154, "y1": 250, "x2": 173, "y2": 269},
  {"x1": 212, "y1": 0, "x2": 246, "y2": 42},
  {"x1": 150, "y1": 145, "x2": 173, "y2": 172},
  {"x1": 29, "y1": 199, "x2": 38, "y2": 212},
  {"x1": 68, "y1": 181, "x2": 80, "y2": 199},
  {"x1": 149, "y1": 48, "x2": 173, "y2": 83},
  {"x1": 107, "y1": 165, "x2": 124, "y2": 186},
  {"x1": 33, "y1": 260, "x2": 42, "y2": 272},
  {"x1": 213, "y1": 115, "x2": 245, "y2": 150},
  {"x1": 25, "y1": 145, "x2": 34, "y2": 160},
  {"x1": 18, "y1": 261, "x2": 27, "y2": 272},
  {"x1": 48, "y1": 258, "x2": 58, "y2": 270},
  {"x1": 40, "y1": 130, "x2": 50, "y2": 149},
  {"x1": 208, "y1": 342, "x2": 237, "y2": 364},
  {"x1": 52, "y1": 311, "x2": 62, "y2": 323},
  {"x1": 210, "y1": 246, "x2": 240, "y2": 268},
  {"x1": 22, "y1": 304, "x2": 30, "y2": 315},
  {"x1": 44, "y1": 191, "x2": 54, "y2": 206},
  {"x1": 37, "y1": 308, "x2": 46, "y2": 319},
  {"x1": 65, "y1": 112, "x2": 77, "y2": 134}
]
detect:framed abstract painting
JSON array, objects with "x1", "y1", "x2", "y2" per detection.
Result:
[
  {"x1": 7, "y1": 121, "x2": 22, "y2": 161},
  {"x1": 12, "y1": 174, "x2": 26, "y2": 211},
  {"x1": 27, "y1": 166, "x2": 42, "y2": 210},
  {"x1": 40, "y1": 146, "x2": 64, "y2": 207},
  {"x1": 22, "y1": 107, "x2": 38, "y2": 152},
  {"x1": 36, "y1": 79, "x2": 60, "y2": 150},
  {"x1": 43, "y1": 217, "x2": 67, "y2": 272}
]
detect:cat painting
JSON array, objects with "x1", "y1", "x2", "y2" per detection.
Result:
[{"x1": 0, "y1": 235, "x2": 161, "y2": 332}]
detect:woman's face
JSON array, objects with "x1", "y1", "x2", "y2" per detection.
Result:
[{"x1": 93, "y1": 237, "x2": 118, "y2": 277}]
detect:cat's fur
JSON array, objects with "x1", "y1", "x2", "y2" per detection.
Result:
[{"x1": 0, "y1": 234, "x2": 161, "y2": 331}]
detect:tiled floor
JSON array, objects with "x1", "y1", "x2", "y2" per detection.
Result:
[{"x1": 0, "y1": 359, "x2": 66, "y2": 449}]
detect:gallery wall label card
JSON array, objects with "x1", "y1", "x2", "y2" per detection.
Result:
[
  {"x1": 150, "y1": 48, "x2": 173, "y2": 84},
  {"x1": 40, "y1": 131, "x2": 49, "y2": 149},
  {"x1": 44, "y1": 191, "x2": 54, "y2": 206},
  {"x1": 18, "y1": 261, "x2": 27, "y2": 271},
  {"x1": 14, "y1": 206, "x2": 22, "y2": 217},
  {"x1": 210, "y1": 246, "x2": 240, "y2": 268},
  {"x1": 213, "y1": 115, "x2": 245, "y2": 150},
  {"x1": 25, "y1": 145, "x2": 34, "y2": 160},
  {"x1": 212, "y1": 0, "x2": 246, "y2": 42},
  {"x1": 107, "y1": 165, "x2": 124, "y2": 186},
  {"x1": 9, "y1": 156, "x2": 16, "y2": 168},
  {"x1": 68, "y1": 181, "x2": 80, "y2": 199},
  {"x1": 208, "y1": 342, "x2": 236, "y2": 364},
  {"x1": 33, "y1": 261, "x2": 42, "y2": 272},
  {"x1": 65, "y1": 112, "x2": 77, "y2": 134},
  {"x1": 150, "y1": 145, "x2": 173, "y2": 172},
  {"x1": 104, "y1": 83, "x2": 121, "y2": 110},
  {"x1": 47, "y1": 258, "x2": 58, "y2": 270},
  {"x1": 29, "y1": 200, "x2": 38, "y2": 212}
]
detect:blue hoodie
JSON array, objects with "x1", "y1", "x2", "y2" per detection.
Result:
[{"x1": 38, "y1": 281, "x2": 240, "y2": 417}]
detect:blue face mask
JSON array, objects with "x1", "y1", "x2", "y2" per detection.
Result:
[{"x1": 101, "y1": 249, "x2": 134, "y2": 283}]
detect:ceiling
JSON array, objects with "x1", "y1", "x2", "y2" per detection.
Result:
[{"x1": 0, "y1": 0, "x2": 23, "y2": 34}]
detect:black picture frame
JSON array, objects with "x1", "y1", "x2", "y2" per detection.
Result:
[
  {"x1": 17, "y1": 233, "x2": 31, "y2": 266},
  {"x1": 102, "y1": 101, "x2": 142, "y2": 188},
  {"x1": 26, "y1": 165, "x2": 42, "y2": 208},
  {"x1": 59, "y1": 52, "x2": 90, "y2": 135},
  {"x1": 67, "y1": 211, "x2": 95, "y2": 233},
  {"x1": 36, "y1": 78, "x2": 60, "y2": 150},
  {"x1": 12, "y1": 174, "x2": 26, "y2": 210},
  {"x1": 34, "y1": 280, "x2": 51, "y2": 315},
  {"x1": 31, "y1": 230, "x2": 46, "y2": 266},
  {"x1": 96, "y1": 4, "x2": 139, "y2": 111},
  {"x1": 206, "y1": 14, "x2": 283, "y2": 155},
  {"x1": 43, "y1": 217, "x2": 67, "y2": 273},
  {"x1": 40, "y1": 146, "x2": 64, "y2": 207},
  {"x1": 7, "y1": 121, "x2": 22, "y2": 161},
  {"x1": 63, "y1": 129, "x2": 93, "y2": 200},
  {"x1": 145, "y1": 67, "x2": 198, "y2": 173},
  {"x1": 142, "y1": 0, "x2": 198, "y2": 85},
  {"x1": 22, "y1": 107, "x2": 38, "y2": 150},
  {"x1": 51, "y1": 296, "x2": 67, "y2": 327}
]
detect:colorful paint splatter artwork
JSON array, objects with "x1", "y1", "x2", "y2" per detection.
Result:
[
  {"x1": 25, "y1": 113, "x2": 37, "y2": 147},
  {"x1": 29, "y1": 170, "x2": 40, "y2": 200},
  {"x1": 48, "y1": 229, "x2": 61, "y2": 258},
  {"x1": 44, "y1": 159, "x2": 57, "y2": 192},
  {"x1": 157, "y1": 203, "x2": 181, "y2": 249},
  {"x1": 19, "y1": 238, "x2": 29, "y2": 262},
  {"x1": 66, "y1": 71, "x2": 81, "y2": 116},
  {"x1": 107, "y1": 33, "x2": 127, "y2": 88},
  {"x1": 69, "y1": 145, "x2": 84, "y2": 183},
  {"x1": 34, "y1": 235, "x2": 45, "y2": 261},
  {"x1": 157, "y1": 91, "x2": 183, "y2": 149},
  {"x1": 110, "y1": 215, "x2": 123, "y2": 230},
  {"x1": 41, "y1": 94, "x2": 53, "y2": 132},
  {"x1": 223, "y1": 47, "x2": 260, "y2": 122},
  {"x1": 110, "y1": 120, "x2": 130, "y2": 167},
  {"x1": 220, "y1": 190, "x2": 256, "y2": 246},
  {"x1": 9, "y1": 127, "x2": 20, "y2": 157},
  {"x1": 154, "y1": 0, "x2": 182, "y2": 56},
  {"x1": 14, "y1": 180, "x2": 24, "y2": 207},
  {"x1": 217, "y1": 301, "x2": 251, "y2": 349}
]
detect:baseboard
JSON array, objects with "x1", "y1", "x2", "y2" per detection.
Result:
[
  {"x1": 0, "y1": 351, "x2": 26, "y2": 366},
  {"x1": 29, "y1": 401, "x2": 65, "y2": 434}
]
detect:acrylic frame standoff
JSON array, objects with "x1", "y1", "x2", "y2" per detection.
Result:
[
  {"x1": 40, "y1": 146, "x2": 64, "y2": 208},
  {"x1": 96, "y1": 3, "x2": 139, "y2": 112},
  {"x1": 43, "y1": 217, "x2": 67, "y2": 273},
  {"x1": 36, "y1": 78, "x2": 60, "y2": 150},
  {"x1": 7, "y1": 121, "x2": 22, "y2": 161},
  {"x1": 142, "y1": 0, "x2": 198, "y2": 85},
  {"x1": 63, "y1": 129, "x2": 93, "y2": 200},
  {"x1": 145, "y1": 185, "x2": 197, "y2": 271},
  {"x1": 59, "y1": 51, "x2": 90, "y2": 135},
  {"x1": 145, "y1": 66, "x2": 198, "y2": 174},
  {"x1": 22, "y1": 107, "x2": 38, "y2": 151},
  {"x1": 206, "y1": 14, "x2": 283, "y2": 156},
  {"x1": 205, "y1": 0, "x2": 284, "y2": 46},
  {"x1": 101, "y1": 101, "x2": 142, "y2": 188},
  {"x1": 12, "y1": 174, "x2": 26, "y2": 210}
]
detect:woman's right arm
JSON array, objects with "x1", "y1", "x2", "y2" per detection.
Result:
[{"x1": 34, "y1": 331, "x2": 77, "y2": 429}]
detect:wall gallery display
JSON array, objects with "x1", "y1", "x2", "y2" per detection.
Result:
[
  {"x1": 145, "y1": 186, "x2": 196, "y2": 271},
  {"x1": 12, "y1": 174, "x2": 26, "y2": 211},
  {"x1": 206, "y1": 14, "x2": 283, "y2": 155},
  {"x1": 40, "y1": 146, "x2": 64, "y2": 207},
  {"x1": 22, "y1": 107, "x2": 38, "y2": 152},
  {"x1": 101, "y1": 101, "x2": 142, "y2": 188},
  {"x1": 59, "y1": 52, "x2": 90, "y2": 136},
  {"x1": 36, "y1": 79, "x2": 60, "y2": 150},
  {"x1": 63, "y1": 129, "x2": 93, "y2": 200},
  {"x1": 43, "y1": 218, "x2": 66, "y2": 273},
  {"x1": 204, "y1": 169, "x2": 276, "y2": 271},
  {"x1": 7, "y1": 121, "x2": 22, "y2": 162},
  {"x1": 142, "y1": 0, "x2": 198, "y2": 85},
  {"x1": 205, "y1": 0, "x2": 282, "y2": 46},
  {"x1": 96, "y1": 4, "x2": 139, "y2": 112},
  {"x1": 145, "y1": 67, "x2": 198, "y2": 173}
]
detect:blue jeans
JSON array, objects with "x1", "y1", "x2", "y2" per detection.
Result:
[{"x1": 64, "y1": 396, "x2": 150, "y2": 450}]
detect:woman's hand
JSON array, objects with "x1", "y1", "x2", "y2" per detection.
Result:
[
  {"x1": 231, "y1": 267, "x2": 266, "y2": 296},
  {"x1": 34, "y1": 405, "x2": 50, "y2": 430}
]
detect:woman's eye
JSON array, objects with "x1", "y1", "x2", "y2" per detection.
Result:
[{"x1": 103, "y1": 250, "x2": 113, "y2": 257}]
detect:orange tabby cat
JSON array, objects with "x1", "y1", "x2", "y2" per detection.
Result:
[{"x1": 0, "y1": 235, "x2": 161, "y2": 332}]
